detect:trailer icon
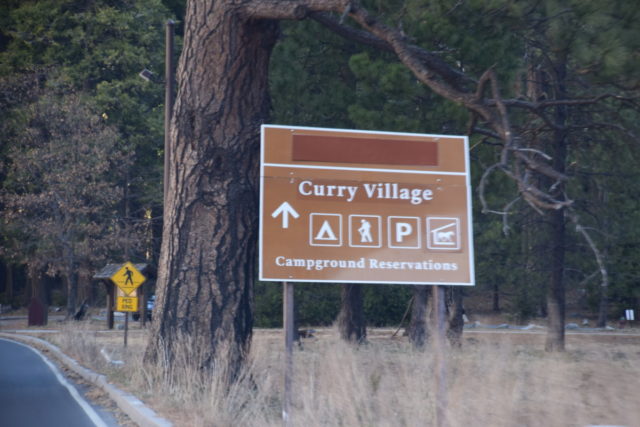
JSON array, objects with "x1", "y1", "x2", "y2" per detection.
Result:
[{"x1": 427, "y1": 217, "x2": 461, "y2": 250}]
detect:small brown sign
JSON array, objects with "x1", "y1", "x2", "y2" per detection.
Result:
[{"x1": 260, "y1": 125, "x2": 475, "y2": 286}]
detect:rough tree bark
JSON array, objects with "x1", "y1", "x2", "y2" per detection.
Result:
[
  {"x1": 337, "y1": 283, "x2": 366, "y2": 342},
  {"x1": 145, "y1": 1, "x2": 280, "y2": 379},
  {"x1": 144, "y1": 0, "x2": 352, "y2": 380}
]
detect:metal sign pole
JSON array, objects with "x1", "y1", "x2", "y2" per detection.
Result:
[
  {"x1": 283, "y1": 282, "x2": 294, "y2": 427},
  {"x1": 124, "y1": 312, "x2": 129, "y2": 348},
  {"x1": 433, "y1": 285, "x2": 448, "y2": 427}
]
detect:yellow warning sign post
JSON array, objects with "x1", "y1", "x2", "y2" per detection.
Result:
[{"x1": 110, "y1": 262, "x2": 146, "y2": 347}]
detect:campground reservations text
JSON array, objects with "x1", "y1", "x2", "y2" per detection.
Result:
[{"x1": 275, "y1": 256, "x2": 458, "y2": 271}]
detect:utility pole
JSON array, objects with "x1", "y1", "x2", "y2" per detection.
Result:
[{"x1": 164, "y1": 19, "x2": 175, "y2": 205}]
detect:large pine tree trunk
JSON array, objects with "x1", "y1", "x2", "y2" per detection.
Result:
[{"x1": 145, "y1": 1, "x2": 279, "y2": 380}]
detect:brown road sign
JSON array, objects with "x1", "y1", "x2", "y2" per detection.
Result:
[
  {"x1": 110, "y1": 262, "x2": 146, "y2": 295},
  {"x1": 259, "y1": 125, "x2": 475, "y2": 286}
]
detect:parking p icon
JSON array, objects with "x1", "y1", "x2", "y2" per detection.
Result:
[{"x1": 387, "y1": 216, "x2": 421, "y2": 249}]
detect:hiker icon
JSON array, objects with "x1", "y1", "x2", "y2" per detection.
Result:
[
  {"x1": 358, "y1": 219, "x2": 373, "y2": 243},
  {"x1": 348, "y1": 215, "x2": 381, "y2": 248}
]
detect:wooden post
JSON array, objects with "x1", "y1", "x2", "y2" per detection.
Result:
[
  {"x1": 124, "y1": 312, "x2": 129, "y2": 348},
  {"x1": 432, "y1": 285, "x2": 448, "y2": 427},
  {"x1": 140, "y1": 283, "x2": 146, "y2": 327},
  {"x1": 283, "y1": 282, "x2": 294, "y2": 427},
  {"x1": 107, "y1": 283, "x2": 114, "y2": 330}
]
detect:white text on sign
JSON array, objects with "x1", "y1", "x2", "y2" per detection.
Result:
[
  {"x1": 275, "y1": 256, "x2": 459, "y2": 272},
  {"x1": 298, "y1": 180, "x2": 434, "y2": 205}
]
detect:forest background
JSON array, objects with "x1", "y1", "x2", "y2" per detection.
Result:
[{"x1": 1, "y1": 0, "x2": 639, "y2": 333}]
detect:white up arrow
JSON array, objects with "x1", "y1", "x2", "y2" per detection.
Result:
[{"x1": 271, "y1": 201, "x2": 300, "y2": 229}]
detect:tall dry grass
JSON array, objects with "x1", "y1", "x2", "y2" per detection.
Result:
[{"x1": 53, "y1": 326, "x2": 640, "y2": 427}]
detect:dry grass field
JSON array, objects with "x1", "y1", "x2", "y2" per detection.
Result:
[{"x1": 2, "y1": 315, "x2": 640, "y2": 427}]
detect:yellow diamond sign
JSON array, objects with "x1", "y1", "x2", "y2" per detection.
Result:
[{"x1": 110, "y1": 262, "x2": 146, "y2": 296}]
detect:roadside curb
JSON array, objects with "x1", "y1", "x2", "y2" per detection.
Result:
[{"x1": 0, "y1": 332, "x2": 172, "y2": 427}]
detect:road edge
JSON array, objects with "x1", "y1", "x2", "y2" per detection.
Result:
[{"x1": 0, "y1": 332, "x2": 172, "y2": 427}]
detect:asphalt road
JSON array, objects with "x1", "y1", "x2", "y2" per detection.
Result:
[{"x1": 0, "y1": 338, "x2": 115, "y2": 427}]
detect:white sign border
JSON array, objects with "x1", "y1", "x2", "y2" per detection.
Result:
[{"x1": 259, "y1": 124, "x2": 475, "y2": 286}]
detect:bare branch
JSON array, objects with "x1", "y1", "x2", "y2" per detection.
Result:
[
  {"x1": 482, "y1": 68, "x2": 515, "y2": 163},
  {"x1": 513, "y1": 147, "x2": 553, "y2": 161},
  {"x1": 518, "y1": 183, "x2": 572, "y2": 210},
  {"x1": 577, "y1": 269, "x2": 600, "y2": 288},
  {"x1": 243, "y1": 2, "x2": 307, "y2": 19},
  {"x1": 477, "y1": 162, "x2": 506, "y2": 214},
  {"x1": 513, "y1": 150, "x2": 568, "y2": 182},
  {"x1": 568, "y1": 211, "x2": 609, "y2": 296},
  {"x1": 497, "y1": 93, "x2": 636, "y2": 110},
  {"x1": 253, "y1": 0, "x2": 629, "y2": 215},
  {"x1": 471, "y1": 127, "x2": 502, "y2": 141},
  {"x1": 242, "y1": 0, "x2": 348, "y2": 20},
  {"x1": 501, "y1": 197, "x2": 521, "y2": 235},
  {"x1": 341, "y1": 1, "x2": 491, "y2": 120},
  {"x1": 309, "y1": 11, "x2": 472, "y2": 89}
]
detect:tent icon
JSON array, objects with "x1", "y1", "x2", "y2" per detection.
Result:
[{"x1": 309, "y1": 213, "x2": 342, "y2": 247}]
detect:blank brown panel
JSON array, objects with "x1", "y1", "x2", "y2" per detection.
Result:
[{"x1": 292, "y1": 134, "x2": 438, "y2": 166}]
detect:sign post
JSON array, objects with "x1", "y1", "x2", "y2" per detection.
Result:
[
  {"x1": 433, "y1": 285, "x2": 448, "y2": 427},
  {"x1": 110, "y1": 262, "x2": 146, "y2": 347},
  {"x1": 260, "y1": 125, "x2": 475, "y2": 426},
  {"x1": 283, "y1": 282, "x2": 294, "y2": 427}
]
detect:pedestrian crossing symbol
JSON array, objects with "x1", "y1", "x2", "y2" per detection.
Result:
[{"x1": 110, "y1": 262, "x2": 146, "y2": 296}]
